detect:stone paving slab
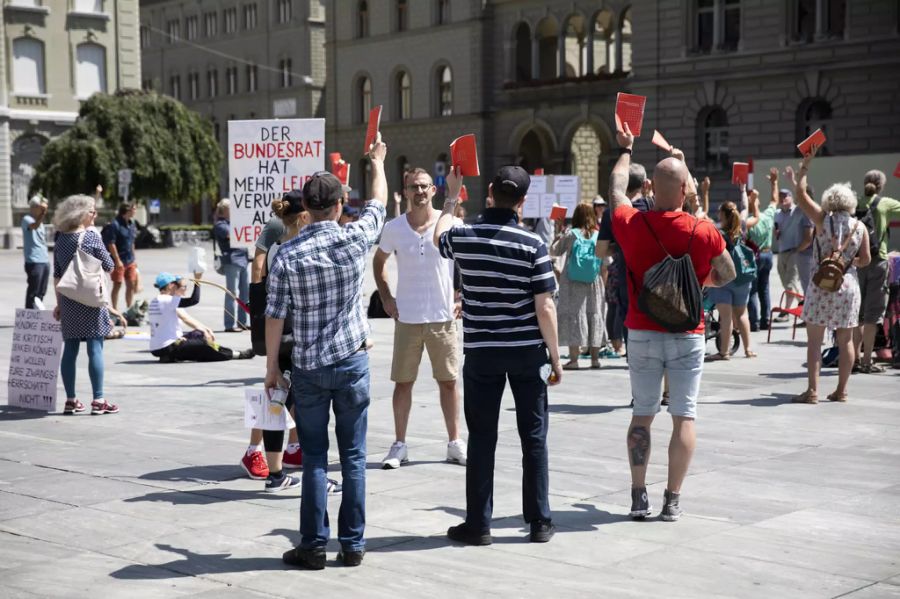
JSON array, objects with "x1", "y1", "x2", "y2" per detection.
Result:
[{"x1": 0, "y1": 247, "x2": 899, "y2": 598}]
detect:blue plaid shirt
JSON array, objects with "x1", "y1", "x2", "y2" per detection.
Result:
[{"x1": 265, "y1": 201, "x2": 386, "y2": 370}]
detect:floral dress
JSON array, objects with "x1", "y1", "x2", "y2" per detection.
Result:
[
  {"x1": 551, "y1": 230, "x2": 607, "y2": 347},
  {"x1": 801, "y1": 213, "x2": 864, "y2": 330},
  {"x1": 54, "y1": 230, "x2": 115, "y2": 340}
]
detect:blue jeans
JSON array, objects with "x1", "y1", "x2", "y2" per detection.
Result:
[
  {"x1": 292, "y1": 351, "x2": 370, "y2": 552},
  {"x1": 222, "y1": 263, "x2": 249, "y2": 329},
  {"x1": 628, "y1": 330, "x2": 704, "y2": 419},
  {"x1": 748, "y1": 251, "x2": 773, "y2": 327},
  {"x1": 60, "y1": 338, "x2": 104, "y2": 400},
  {"x1": 462, "y1": 346, "x2": 551, "y2": 532}
]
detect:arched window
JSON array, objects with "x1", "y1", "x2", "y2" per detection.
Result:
[
  {"x1": 12, "y1": 38, "x2": 45, "y2": 95},
  {"x1": 436, "y1": 0, "x2": 450, "y2": 25},
  {"x1": 535, "y1": 17, "x2": 559, "y2": 80},
  {"x1": 357, "y1": 1, "x2": 369, "y2": 38},
  {"x1": 618, "y1": 7, "x2": 633, "y2": 73},
  {"x1": 592, "y1": 9, "x2": 615, "y2": 74},
  {"x1": 514, "y1": 22, "x2": 532, "y2": 81},
  {"x1": 437, "y1": 66, "x2": 452, "y2": 116},
  {"x1": 698, "y1": 106, "x2": 729, "y2": 171},
  {"x1": 797, "y1": 99, "x2": 832, "y2": 156},
  {"x1": 562, "y1": 15, "x2": 586, "y2": 78},
  {"x1": 76, "y1": 43, "x2": 107, "y2": 98},
  {"x1": 396, "y1": 0, "x2": 408, "y2": 32},
  {"x1": 396, "y1": 71, "x2": 411, "y2": 120},
  {"x1": 357, "y1": 76, "x2": 372, "y2": 124}
]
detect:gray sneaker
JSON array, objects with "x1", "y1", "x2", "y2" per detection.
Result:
[
  {"x1": 629, "y1": 487, "x2": 652, "y2": 519},
  {"x1": 660, "y1": 489, "x2": 682, "y2": 522}
]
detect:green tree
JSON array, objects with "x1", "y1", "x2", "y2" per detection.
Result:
[{"x1": 30, "y1": 89, "x2": 222, "y2": 206}]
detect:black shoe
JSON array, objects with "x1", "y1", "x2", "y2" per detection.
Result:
[
  {"x1": 661, "y1": 392, "x2": 669, "y2": 407},
  {"x1": 529, "y1": 520, "x2": 555, "y2": 543},
  {"x1": 629, "y1": 487, "x2": 652, "y2": 519},
  {"x1": 236, "y1": 349, "x2": 255, "y2": 359},
  {"x1": 337, "y1": 549, "x2": 365, "y2": 567},
  {"x1": 750, "y1": 325, "x2": 759, "y2": 332},
  {"x1": 660, "y1": 489, "x2": 682, "y2": 522},
  {"x1": 759, "y1": 322, "x2": 769, "y2": 330},
  {"x1": 447, "y1": 523, "x2": 492, "y2": 546},
  {"x1": 282, "y1": 546, "x2": 326, "y2": 570}
]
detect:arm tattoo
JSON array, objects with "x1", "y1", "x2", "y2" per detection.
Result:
[
  {"x1": 628, "y1": 425, "x2": 651, "y2": 466},
  {"x1": 608, "y1": 154, "x2": 631, "y2": 213}
]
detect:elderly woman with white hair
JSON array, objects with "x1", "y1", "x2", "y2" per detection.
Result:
[
  {"x1": 52, "y1": 194, "x2": 119, "y2": 415},
  {"x1": 789, "y1": 148, "x2": 871, "y2": 404},
  {"x1": 212, "y1": 198, "x2": 250, "y2": 332}
]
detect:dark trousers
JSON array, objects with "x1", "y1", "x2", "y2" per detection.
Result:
[
  {"x1": 262, "y1": 348, "x2": 296, "y2": 453},
  {"x1": 748, "y1": 251, "x2": 773, "y2": 327},
  {"x1": 151, "y1": 332, "x2": 235, "y2": 362},
  {"x1": 25, "y1": 262, "x2": 49, "y2": 309},
  {"x1": 463, "y1": 346, "x2": 551, "y2": 531}
]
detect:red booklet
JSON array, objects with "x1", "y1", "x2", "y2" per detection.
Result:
[
  {"x1": 335, "y1": 161, "x2": 350, "y2": 187},
  {"x1": 459, "y1": 185, "x2": 469, "y2": 202},
  {"x1": 549, "y1": 205, "x2": 567, "y2": 221},
  {"x1": 894, "y1": 160, "x2": 900, "y2": 179},
  {"x1": 615, "y1": 93, "x2": 647, "y2": 137},
  {"x1": 732, "y1": 162, "x2": 749, "y2": 185},
  {"x1": 450, "y1": 134, "x2": 480, "y2": 177},
  {"x1": 363, "y1": 105, "x2": 382, "y2": 155},
  {"x1": 651, "y1": 130, "x2": 671, "y2": 151},
  {"x1": 797, "y1": 128, "x2": 826, "y2": 157},
  {"x1": 329, "y1": 152, "x2": 342, "y2": 171},
  {"x1": 534, "y1": 168, "x2": 545, "y2": 175}
]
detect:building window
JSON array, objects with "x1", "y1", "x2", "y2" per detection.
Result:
[
  {"x1": 279, "y1": 58, "x2": 293, "y2": 88},
  {"x1": 396, "y1": 71, "x2": 411, "y2": 120},
  {"x1": 140, "y1": 25, "x2": 150, "y2": 48},
  {"x1": 357, "y1": 76, "x2": 372, "y2": 124},
  {"x1": 514, "y1": 22, "x2": 531, "y2": 81},
  {"x1": 185, "y1": 15, "x2": 198, "y2": 40},
  {"x1": 169, "y1": 74, "x2": 181, "y2": 100},
  {"x1": 226, "y1": 67, "x2": 238, "y2": 95},
  {"x1": 536, "y1": 17, "x2": 559, "y2": 80},
  {"x1": 73, "y1": 0, "x2": 104, "y2": 13},
  {"x1": 204, "y1": 12, "x2": 218, "y2": 37},
  {"x1": 619, "y1": 8, "x2": 633, "y2": 73},
  {"x1": 396, "y1": 0, "x2": 408, "y2": 32},
  {"x1": 591, "y1": 9, "x2": 615, "y2": 74},
  {"x1": 243, "y1": 3, "x2": 257, "y2": 30},
  {"x1": 189, "y1": 72, "x2": 200, "y2": 100},
  {"x1": 213, "y1": 118, "x2": 220, "y2": 142},
  {"x1": 141, "y1": 78, "x2": 153, "y2": 91},
  {"x1": 357, "y1": 1, "x2": 369, "y2": 37},
  {"x1": 208, "y1": 69, "x2": 218, "y2": 97},
  {"x1": 436, "y1": 0, "x2": 449, "y2": 25},
  {"x1": 246, "y1": 64, "x2": 258, "y2": 92},
  {"x1": 224, "y1": 8, "x2": 237, "y2": 33},
  {"x1": 278, "y1": 0, "x2": 291, "y2": 24},
  {"x1": 699, "y1": 106, "x2": 729, "y2": 171},
  {"x1": 76, "y1": 43, "x2": 106, "y2": 98},
  {"x1": 791, "y1": 0, "x2": 846, "y2": 42},
  {"x1": 796, "y1": 99, "x2": 832, "y2": 156},
  {"x1": 12, "y1": 38, "x2": 45, "y2": 95},
  {"x1": 167, "y1": 19, "x2": 180, "y2": 43},
  {"x1": 695, "y1": 0, "x2": 740, "y2": 53},
  {"x1": 437, "y1": 66, "x2": 452, "y2": 116}
]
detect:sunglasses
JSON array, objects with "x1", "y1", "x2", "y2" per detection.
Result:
[{"x1": 406, "y1": 183, "x2": 432, "y2": 191}]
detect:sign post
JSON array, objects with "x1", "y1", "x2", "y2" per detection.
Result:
[{"x1": 118, "y1": 168, "x2": 133, "y2": 203}]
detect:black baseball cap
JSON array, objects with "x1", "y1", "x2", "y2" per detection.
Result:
[
  {"x1": 302, "y1": 171, "x2": 342, "y2": 210},
  {"x1": 282, "y1": 190, "x2": 306, "y2": 215},
  {"x1": 492, "y1": 166, "x2": 530, "y2": 198}
]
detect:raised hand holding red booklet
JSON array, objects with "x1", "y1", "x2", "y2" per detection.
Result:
[
  {"x1": 797, "y1": 128, "x2": 826, "y2": 157},
  {"x1": 549, "y1": 205, "x2": 567, "y2": 221},
  {"x1": 450, "y1": 134, "x2": 480, "y2": 177},
  {"x1": 335, "y1": 161, "x2": 350, "y2": 187},
  {"x1": 651, "y1": 130, "x2": 671, "y2": 151},
  {"x1": 459, "y1": 185, "x2": 469, "y2": 203},
  {"x1": 615, "y1": 93, "x2": 647, "y2": 137},
  {"x1": 329, "y1": 152, "x2": 342, "y2": 171},
  {"x1": 363, "y1": 105, "x2": 382, "y2": 155},
  {"x1": 732, "y1": 162, "x2": 749, "y2": 185}
]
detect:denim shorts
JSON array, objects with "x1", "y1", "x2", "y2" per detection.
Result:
[
  {"x1": 627, "y1": 330, "x2": 705, "y2": 419},
  {"x1": 706, "y1": 281, "x2": 752, "y2": 307}
]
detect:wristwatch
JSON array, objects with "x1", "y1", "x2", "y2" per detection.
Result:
[{"x1": 619, "y1": 147, "x2": 633, "y2": 156}]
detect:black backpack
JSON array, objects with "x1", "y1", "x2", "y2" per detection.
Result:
[
  {"x1": 628, "y1": 213, "x2": 704, "y2": 333},
  {"x1": 855, "y1": 197, "x2": 883, "y2": 259}
]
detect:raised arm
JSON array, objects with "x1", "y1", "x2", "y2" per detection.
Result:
[
  {"x1": 368, "y1": 133, "x2": 387, "y2": 206},
  {"x1": 768, "y1": 167, "x2": 779, "y2": 207},
  {"x1": 609, "y1": 124, "x2": 635, "y2": 213},
  {"x1": 745, "y1": 189, "x2": 761, "y2": 229},
  {"x1": 700, "y1": 177, "x2": 711, "y2": 216},
  {"x1": 434, "y1": 165, "x2": 462, "y2": 248},
  {"x1": 792, "y1": 145, "x2": 824, "y2": 227}
]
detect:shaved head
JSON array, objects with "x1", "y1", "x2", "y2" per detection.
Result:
[{"x1": 652, "y1": 157, "x2": 689, "y2": 211}]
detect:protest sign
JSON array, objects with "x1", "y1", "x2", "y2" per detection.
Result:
[
  {"x1": 520, "y1": 175, "x2": 580, "y2": 218},
  {"x1": 7, "y1": 309, "x2": 62, "y2": 412},
  {"x1": 797, "y1": 128, "x2": 826, "y2": 157},
  {"x1": 244, "y1": 388, "x2": 296, "y2": 431},
  {"x1": 529, "y1": 175, "x2": 548, "y2": 195},
  {"x1": 228, "y1": 118, "x2": 325, "y2": 247},
  {"x1": 540, "y1": 194, "x2": 558, "y2": 217},
  {"x1": 522, "y1": 195, "x2": 541, "y2": 219}
]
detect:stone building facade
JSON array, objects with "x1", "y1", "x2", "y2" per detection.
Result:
[
  {"x1": 140, "y1": 0, "x2": 326, "y2": 219},
  {"x1": 1, "y1": 0, "x2": 141, "y2": 245}
]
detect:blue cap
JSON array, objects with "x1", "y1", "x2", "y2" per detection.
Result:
[{"x1": 154, "y1": 272, "x2": 181, "y2": 289}]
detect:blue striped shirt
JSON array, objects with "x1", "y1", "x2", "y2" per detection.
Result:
[{"x1": 438, "y1": 208, "x2": 556, "y2": 351}]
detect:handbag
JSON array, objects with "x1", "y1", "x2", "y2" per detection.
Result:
[
  {"x1": 811, "y1": 217, "x2": 859, "y2": 293},
  {"x1": 212, "y1": 237, "x2": 226, "y2": 275},
  {"x1": 57, "y1": 231, "x2": 111, "y2": 308}
]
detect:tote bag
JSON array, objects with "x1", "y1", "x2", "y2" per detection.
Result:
[{"x1": 57, "y1": 232, "x2": 111, "y2": 308}]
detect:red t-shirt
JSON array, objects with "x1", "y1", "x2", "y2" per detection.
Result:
[{"x1": 612, "y1": 204, "x2": 725, "y2": 334}]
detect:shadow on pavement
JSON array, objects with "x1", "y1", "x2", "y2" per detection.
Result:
[
  {"x1": 0, "y1": 406, "x2": 50, "y2": 420},
  {"x1": 123, "y1": 488, "x2": 296, "y2": 505},
  {"x1": 707, "y1": 393, "x2": 796, "y2": 407},
  {"x1": 109, "y1": 543, "x2": 283, "y2": 580},
  {"x1": 138, "y1": 464, "x2": 241, "y2": 484},
  {"x1": 545, "y1": 404, "x2": 629, "y2": 415},
  {"x1": 759, "y1": 371, "x2": 810, "y2": 379}
]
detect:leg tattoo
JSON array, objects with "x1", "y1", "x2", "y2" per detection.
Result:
[{"x1": 628, "y1": 426, "x2": 651, "y2": 466}]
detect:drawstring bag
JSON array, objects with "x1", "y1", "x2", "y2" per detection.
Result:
[
  {"x1": 57, "y1": 232, "x2": 111, "y2": 308},
  {"x1": 812, "y1": 216, "x2": 858, "y2": 293}
]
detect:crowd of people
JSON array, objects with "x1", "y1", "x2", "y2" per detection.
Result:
[{"x1": 20, "y1": 120, "x2": 898, "y2": 570}]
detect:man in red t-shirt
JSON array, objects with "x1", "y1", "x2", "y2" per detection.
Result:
[{"x1": 610, "y1": 124, "x2": 735, "y2": 522}]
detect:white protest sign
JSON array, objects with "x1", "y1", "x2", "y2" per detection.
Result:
[
  {"x1": 553, "y1": 175, "x2": 579, "y2": 194},
  {"x1": 228, "y1": 118, "x2": 326, "y2": 247},
  {"x1": 522, "y1": 195, "x2": 541, "y2": 219},
  {"x1": 540, "y1": 194, "x2": 558, "y2": 218},
  {"x1": 244, "y1": 388, "x2": 296, "y2": 431},
  {"x1": 529, "y1": 175, "x2": 548, "y2": 196},
  {"x1": 558, "y1": 193, "x2": 579, "y2": 213},
  {"x1": 7, "y1": 309, "x2": 62, "y2": 412}
]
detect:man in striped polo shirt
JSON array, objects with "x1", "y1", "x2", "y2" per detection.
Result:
[{"x1": 433, "y1": 165, "x2": 562, "y2": 545}]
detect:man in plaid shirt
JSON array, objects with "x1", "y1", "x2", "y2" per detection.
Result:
[{"x1": 266, "y1": 137, "x2": 388, "y2": 570}]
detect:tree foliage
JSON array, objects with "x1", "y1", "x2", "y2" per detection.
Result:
[{"x1": 30, "y1": 89, "x2": 222, "y2": 206}]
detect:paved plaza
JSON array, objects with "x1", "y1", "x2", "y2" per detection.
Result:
[{"x1": 0, "y1": 246, "x2": 898, "y2": 599}]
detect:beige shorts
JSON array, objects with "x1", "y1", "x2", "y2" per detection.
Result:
[
  {"x1": 391, "y1": 321, "x2": 460, "y2": 383},
  {"x1": 777, "y1": 251, "x2": 802, "y2": 294}
]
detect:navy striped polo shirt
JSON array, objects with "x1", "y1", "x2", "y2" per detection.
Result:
[{"x1": 438, "y1": 208, "x2": 557, "y2": 351}]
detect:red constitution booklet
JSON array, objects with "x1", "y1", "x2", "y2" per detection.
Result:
[
  {"x1": 363, "y1": 105, "x2": 382, "y2": 155},
  {"x1": 651, "y1": 130, "x2": 671, "y2": 151},
  {"x1": 732, "y1": 162, "x2": 749, "y2": 185},
  {"x1": 615, "y1": 93, "x2": 647, "y2": 137},
  {"x1": 549, "y1": 205, "x2": 568, "y2": 221},
  {"x1": 450, "y1": 134, "x2": 480, "y2": 177},
  {"x1": 797, "y1": 128, "x2": 826, "y2": 157}
]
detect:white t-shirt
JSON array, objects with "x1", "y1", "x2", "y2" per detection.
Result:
[
  {"x1": 148, "y1": 294, "x2": 183, "y2": 351},
  {"x1": 378, "y1": 214, "x2": 457, "y2": 324}
]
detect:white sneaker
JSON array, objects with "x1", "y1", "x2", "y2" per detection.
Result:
[
  {"x1": 446, "y1": 439, "x2": 467, "y2": 466},
  {"x1": 381, "y1": 441, "x2": 408, "y2": 469}
]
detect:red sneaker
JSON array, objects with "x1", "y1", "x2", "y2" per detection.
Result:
[
  {"x1": 283, "y1": 447, "x2": 303, "y2": 469},
  {"x1": 90, "y1": 400, "x2": 119, "y2": 415},
  {"x1": 64, "y1": 399, "x2": 86, "y2": 415},
  {"x1": 240, "y1": 450, "x2": 269, "y2": 480}
]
